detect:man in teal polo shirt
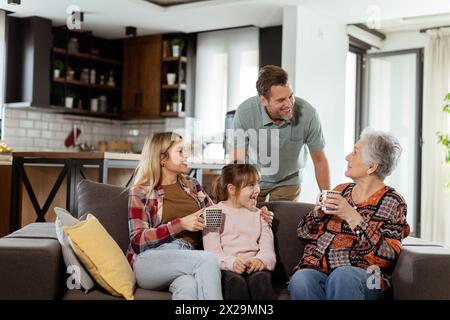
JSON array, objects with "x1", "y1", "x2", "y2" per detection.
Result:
[{"x1": 232, "y1": 65, "x2": 330, "y2": 202}]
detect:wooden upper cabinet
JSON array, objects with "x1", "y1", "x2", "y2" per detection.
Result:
[{"x1": 122, "y1": 35, "x2": 162, "y2": 119}]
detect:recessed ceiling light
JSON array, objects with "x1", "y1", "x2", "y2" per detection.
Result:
[{"x1": 7, "y1": 0, "x2": 21, "y2": 5}]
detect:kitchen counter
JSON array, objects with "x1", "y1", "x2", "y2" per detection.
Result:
[
  {"x1": 8, "y1": 151, "x2": 141, "y2": 234},
  {"x1": 0, "y1": 154, "x2": 12, "y2": 165},
  {"x1": 12, "y1": 151, "x2": 141, "y2": 161}
]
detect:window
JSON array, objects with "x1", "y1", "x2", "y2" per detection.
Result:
[
  {"x1": 344, "y1": 39, "x2": 367, "y2": 179},
  {"x1": 0, "y1": 10, "x2": 6, "y2": 139},
  {"x1": 194, "y1": 26, "x2": 259, "y2": 161}
]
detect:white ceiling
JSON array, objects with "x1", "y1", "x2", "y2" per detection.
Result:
[{"x1": 1, "y1": 0, "x2": 450, "y2": 38}]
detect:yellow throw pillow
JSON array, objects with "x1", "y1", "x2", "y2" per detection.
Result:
[{"x1": 63, "y1": 214, "x2": 136, "y2": 300}]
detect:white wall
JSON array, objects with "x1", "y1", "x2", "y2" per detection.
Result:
[
  {"x1": 283, "y1": 6, "x2": 349, "y2": 203},
  {"x1": 371, "y1": 31, "x2": 428, "y2": 53}
]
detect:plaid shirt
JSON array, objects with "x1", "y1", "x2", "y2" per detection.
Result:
[
  {"x1": 295, "y1": 183, "x2": 410, "y2": 292},
  {"x1": 126, "y1": 175, "x2": 214, "y2": 266}
]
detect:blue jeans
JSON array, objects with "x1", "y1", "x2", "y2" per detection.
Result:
[
  {"x1": 288, "y1": 266, "x2": 383, "y2": 300},
  {"x1": 133, "y1": 239, "x2": 223, "y2": 300}
]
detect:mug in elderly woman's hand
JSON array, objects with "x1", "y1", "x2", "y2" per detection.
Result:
[
  {"x1": 316, "y1": 190, "x2": 341, "y2": 212},
  {"x1": 201, "y1": 208, "x2": 223, "y2": 230}
]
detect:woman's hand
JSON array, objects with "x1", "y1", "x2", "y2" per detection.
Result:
[
  {"x1": 324, "y1": 194, "x2": 363, "y2": 229},
  {"x1": 233, "y1": 256, "x2": 247, "y2": 274},
  {"x1": 260, "y1": 206, "x2": 274, "y2": 227},
  {"x1": 246, "y1": 258, "x2": 265, "y2": 274},
  {"x1": 180, "y1": 208, "x2": 205, "y2": 232}
]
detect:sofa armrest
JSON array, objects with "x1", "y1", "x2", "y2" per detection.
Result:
[
  {"x1": 392, "y1": 246, "x2": 450, "y2": 300},
  {"x1": 0, "y1": 237, "x2": 65, "y2": 299}
]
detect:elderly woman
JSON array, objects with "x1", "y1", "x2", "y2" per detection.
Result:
[{"x1": 288, "y1": 128, "x2": 410, "y2": 300}]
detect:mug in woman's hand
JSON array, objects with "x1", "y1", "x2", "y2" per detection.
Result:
[
  {"x1": 316, "y1": 190, "x2": 341, "y2": 212},
  {"x1": 202, "y1": 208, "x2": 223, "y2": 230}
]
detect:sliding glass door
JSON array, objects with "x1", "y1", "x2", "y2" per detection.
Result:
[{"x1": 364, "y1": 49, "x2": 423, "y2": 236}]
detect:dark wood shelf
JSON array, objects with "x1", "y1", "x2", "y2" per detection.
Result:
[
  {"x1": 63, "y1": 107, "x2": 121, "y2": 119},
  {"x1": 162, "y1": 56, "x2": 187, "y2": 63},
  {"x1": 160, "y1": 111, "x2": 186, "y2": 118},
  {"x1": 161, "y1": 84, "x2": 187, "y2": 90},
  {"x1": 53, "y1": 77, "x2": 121, "y2": 91},
  {"x1": 53, "y1": 47, "x2": 122, "y2": 65}
]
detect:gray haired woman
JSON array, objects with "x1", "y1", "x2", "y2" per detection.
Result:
[{"x1": 288, "y1": 128, "x2": 410, "y2": 300}]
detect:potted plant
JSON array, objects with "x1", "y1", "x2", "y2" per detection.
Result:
[
  {"x1": 170, "y1": 93, "x2": 183, "y2": 113},
  {"x1": 170, "y1": 37, "x2": 184, "y2": 57},
  {"x1": 437, "y1": 92, "x2": 450, "y2": 188},
  {"x1": 53, "y1": 60, "x2": 64, "y2": 79},
  {"x1": 65, "y1": 90, "x2": 75, "y2": 109}
]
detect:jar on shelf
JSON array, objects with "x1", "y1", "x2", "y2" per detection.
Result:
[
  {"x1": 80, "y1": 68, "x2": 89, "y2": 83},
  {"x1": 90, "y1": 69, "x2": 96, "y2": 84},
  {"x1": 98, "y1": 95, "x2": 108, "y2": 112},
  {"x1": 106, "y1": 71, "x2": 115, "y2": 87},
  {"x1": 67, "y1": 38, "x2": 79, "y2": 52}
]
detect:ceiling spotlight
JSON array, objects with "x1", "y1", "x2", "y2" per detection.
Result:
[
  {"x1": 126, "y1": 26, "x2": 137, "y2": 37},
  {"x1": 8, "y1": 0, "x2": 21, "y2": 5}
]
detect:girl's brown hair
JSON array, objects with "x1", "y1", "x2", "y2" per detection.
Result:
[{"x1": 213, "y1": 164, "x2": 260, "y2": 202}]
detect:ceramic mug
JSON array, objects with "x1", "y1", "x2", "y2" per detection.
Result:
[
  {"x1": 316, "y1": 190, "x2": 341, "y2": 212},
  {"x1": 202, "y1": 208, "x2": 223, "y2": 229}
]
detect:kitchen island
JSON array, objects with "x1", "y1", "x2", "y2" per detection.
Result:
[{"x1": 8, "y1": 152, "x2": 141, "y2": 233}]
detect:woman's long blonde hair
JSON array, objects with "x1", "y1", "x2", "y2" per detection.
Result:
[{"x1": 131, "y1": 132, "x2": 182, "y2": 192}]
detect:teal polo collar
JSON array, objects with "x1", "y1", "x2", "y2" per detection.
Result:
[{"x1": 261, "y1": 104, "x2": 292, "y2": 127}]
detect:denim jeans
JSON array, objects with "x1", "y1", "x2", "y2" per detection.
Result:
[
  {"x1": 288, "y1": 266, "x2": 384, "y2": 300},
  {"x1": 133, "y1": 239, "x2": 223, "y2": 300}
]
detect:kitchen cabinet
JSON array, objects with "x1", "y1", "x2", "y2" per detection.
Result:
[{"x1": 122, "y1": 35, "x2": 162, "y2": 119}]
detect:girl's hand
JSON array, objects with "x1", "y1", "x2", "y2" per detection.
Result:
[
  {"x1": 246, "y1": 258, "x2": 265, "y2": 274},
  {"x1": 180, "y1": 208, "x2": 205, "y2": 232},
  {"x1": 260, "y1": 206, "x2": 274, "y2": 227},
  {"x1": 233, "y1": 256, "x2": 247, "y2": 274},
  {"x1": 324, "y1": 194, "x2": 363, "y2": 229}
]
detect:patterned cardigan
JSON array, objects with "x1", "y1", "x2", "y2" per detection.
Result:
[
  {"x1": 295, "y1": 183, "x2": 410, "y2": 292},
  {"x1": 126, "y1": 175, "x2": 214, "y2": 266}
]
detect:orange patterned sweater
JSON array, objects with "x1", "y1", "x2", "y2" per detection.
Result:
[{"x1": 295, "y1": 183, "x2": 410, "y2": 292}]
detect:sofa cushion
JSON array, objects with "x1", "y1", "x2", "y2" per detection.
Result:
[
  {"x1": 0, "y1": 238, "x2": 64, "y2": 299},
  {"x1": 258, "y1": 201, "x2": 314, "y2": 282},
  {"x1": 6, "y1": 222, "x2": 57, "y2": 240},
  {"x1": 64, "y1": 214, "x2": 136, "y2": 300},
  {"x1": 392, "y1": 245, "x2": 450, "y2": 300},
  {"x1": 54, "y1": 207, "x2": 95, "y2": 293},
  {"x1": 77, "y1": 180, "x2": 129, "y2": 253}
]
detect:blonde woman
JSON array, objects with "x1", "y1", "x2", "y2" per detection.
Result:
[{"x1": 126, "y1": 132, "x2": 223, "y2": 300}]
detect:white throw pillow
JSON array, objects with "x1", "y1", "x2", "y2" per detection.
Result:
[{"x1": 54, "y1": 207, "x2": 95, "y2": 293}]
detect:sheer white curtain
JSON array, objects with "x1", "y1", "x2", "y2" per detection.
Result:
[
  {"x1": 421, "y1": 28, "x2": 450, "y2": 245},
  {"x1": 195, "y1": 27, "x2": 259, "y2": 142}
]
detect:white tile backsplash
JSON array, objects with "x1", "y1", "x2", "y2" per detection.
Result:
[
  {"x1": 2, "y1": 108, "x2": 173, "y2": 152},
  {"x1": 26, "y1": 129, "x2": 41, "y2": 138},
  {"x1": 27, "y1": 111, "x2": 42, "y2": 120},
  {"x1": 19, "y1": 119, "x2": 34, "y2": 129}
]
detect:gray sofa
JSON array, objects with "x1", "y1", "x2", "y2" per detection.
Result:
[{"x1": 1, "y1": 180, "x2": 450, "y2": 300}]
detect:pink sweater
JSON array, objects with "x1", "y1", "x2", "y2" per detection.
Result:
[{"x1": 202, "y1": 202, "x2": 276, "y2": 272}]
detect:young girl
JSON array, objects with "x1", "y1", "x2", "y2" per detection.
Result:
[{"x1": 202, "y1": 164, "x2": 277, "y2": 300}]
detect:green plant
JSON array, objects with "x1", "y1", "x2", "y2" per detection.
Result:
[
  {"x1": 170, "y1": 94, "x2": 179, "y2": 102},
  {"x1": 66, "y1": 89, "x2": 76, "y2": 98},
  {"x1": 437, "y1": 93, "x2": 450, "y2": 188},
  {"x1": 170, "y1": 37, "x2": 184, "y2": 48},
  {"x1": 53, "y1": 59, "x2": 64, "y2": 70}
]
